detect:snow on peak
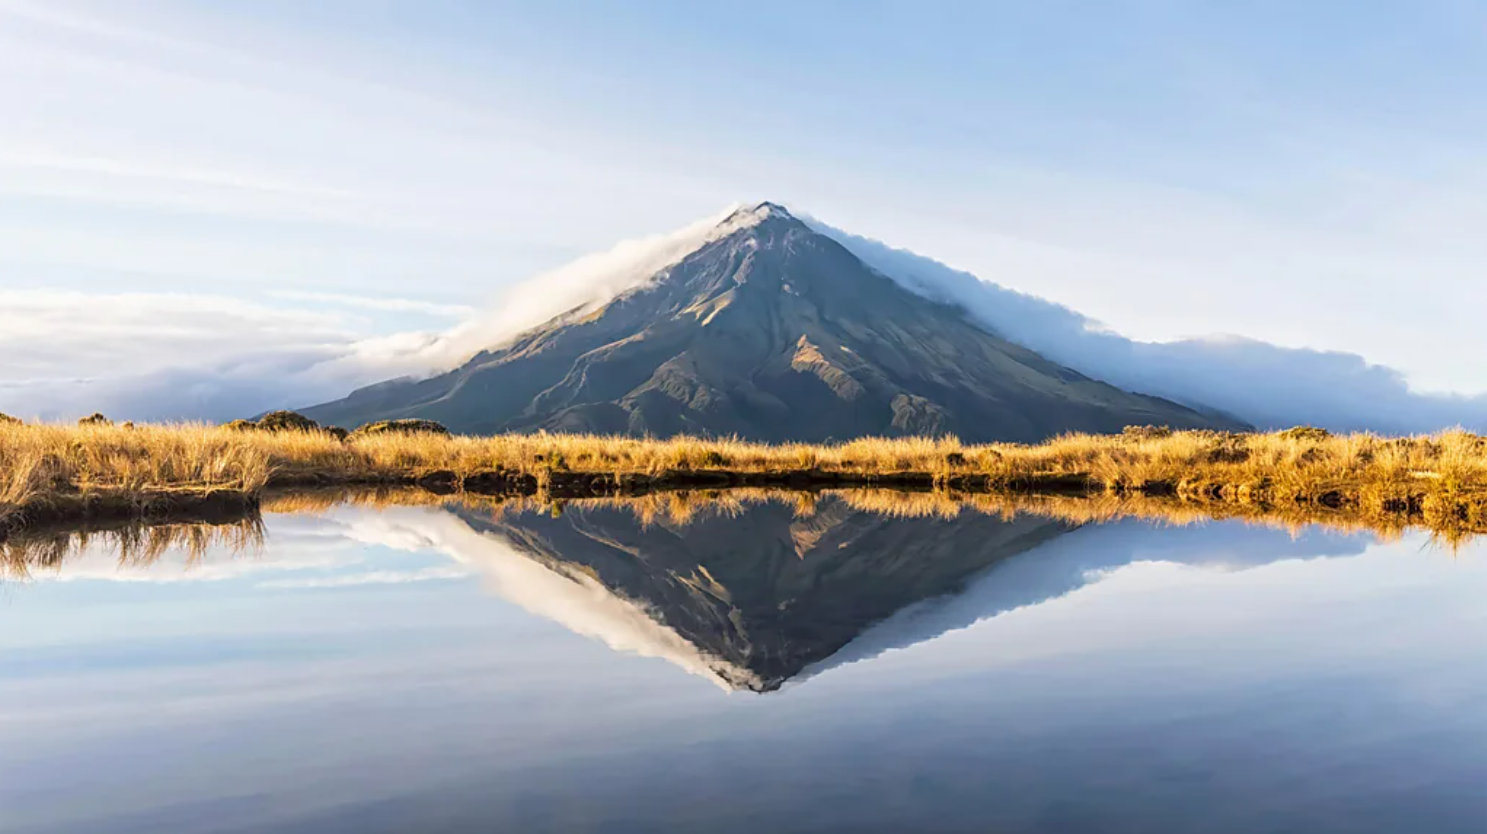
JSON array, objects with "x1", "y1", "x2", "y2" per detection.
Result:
[{"x1": 720, "y1": 201, "x2": 797, "y2": 229}]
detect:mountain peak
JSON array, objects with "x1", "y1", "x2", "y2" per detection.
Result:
[
  {"x1": 751, "y1": 200, "x2": 793, "y2": 217},
  {"x1": 719, "y1": 201, "x2": 801, "y2": 231}
]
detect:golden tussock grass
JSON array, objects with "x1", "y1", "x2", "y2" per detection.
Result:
[
  {"x1": 10, "y1": 420, "x2": 1480, "y2": 485},
  {"x1": 6, "y1": 420, "x2": 1487, "y2": 542},
  {"x1": 0, "y1": 422, "x2": 270, "y2": 507}
]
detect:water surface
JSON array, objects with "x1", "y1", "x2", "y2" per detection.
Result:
[{"x1": 2, "y1": 496, "x2": 1485, "y2": 833}]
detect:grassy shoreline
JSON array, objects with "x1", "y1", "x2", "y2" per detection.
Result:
[
  {"x1": 5, "y1": 421, "x2": 1487, "y2": 540},
  {"x1": 7, "y1": 481, "x2": 1482, "y2": 581}
]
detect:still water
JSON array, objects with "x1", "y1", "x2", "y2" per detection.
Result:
[{"x1": 2, "y1": 496, "x2": 1486, "y2": 833}]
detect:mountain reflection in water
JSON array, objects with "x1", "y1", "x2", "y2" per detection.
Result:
[{"x1": 4, "y1": 491, "x2": 1374, "y2": 693}]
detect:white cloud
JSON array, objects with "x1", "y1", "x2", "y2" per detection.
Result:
[
  {"x1": 255, "y1": 566, "x2": 473, "y2": 589},
  {"x1": 0, "y1": 145, "x2": 357, "y2": 199},
  {"x1": 814, "y1": 219, "x2": 1487, "y2": 433},
  {"x1": 268, "y1": 291, "x2": 476, "y2": 318},
  {"x1": 0, "y1": 289, "x2": 362, "y2": 420}
]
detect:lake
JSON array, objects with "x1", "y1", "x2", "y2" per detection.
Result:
[{"x1": 3, "y1": 494, "x2": 1486, "y2": 833}]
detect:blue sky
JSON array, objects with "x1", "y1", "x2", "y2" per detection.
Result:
[{"x1": 4, "y1": 0, "x2": 1487, "y2": 418}]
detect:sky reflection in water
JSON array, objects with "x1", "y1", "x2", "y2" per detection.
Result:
[{"x1": 1, "y1": 498, "x2": 1485, "y2": 834}]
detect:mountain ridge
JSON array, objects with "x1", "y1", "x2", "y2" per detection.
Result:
[{"x1": 303, "y1": 202, "x2": 1246, "y2": 441}]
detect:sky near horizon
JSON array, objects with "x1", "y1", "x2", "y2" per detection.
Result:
[{"x1": 5, "y1": 0, "x2": 1487, "y2": 416}]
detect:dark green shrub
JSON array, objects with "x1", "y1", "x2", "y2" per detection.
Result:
[
  {"x1": 256, "y1": 411, "x2": 320, "y2": 432},
  {"x1": 350, "y1": 419, "x2": 450, "y2": 438},
  {"x1": 78, "y1": 413, "x2": 112, "y2": 426},
  {"x1": 324, "y1": 426, "x2": 350, "y2": 442},
  {"x1": 223, "y1": 419, "x2": 258, "y2": 431},
  {"x1": 1277, "y1": 426, "x2": 1331, "y2": 442},
  {"x1": 0, "y1": 412, "x2": 19, "y2": 425},
  {"x1": 1122, "y1": 425, "x2": 1173, "y2": 441}
]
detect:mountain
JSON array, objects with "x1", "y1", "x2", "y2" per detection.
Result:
[{"x1": 302, "y1": 203, "x2": 1244, "y2": 441}]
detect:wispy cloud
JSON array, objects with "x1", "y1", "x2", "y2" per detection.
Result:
[
  {"x1": 269, "y1": 291, "x2": 476, "y2": 318},
  {"x1": 0, "y1": 0, "x2": 730, "y2": 306},
  {"x1": 0, "y1": 146, "x2": 358, "y2": 198},
  {"x1": 256, "y1": 566, "x2": 474, "y2": 590}
]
